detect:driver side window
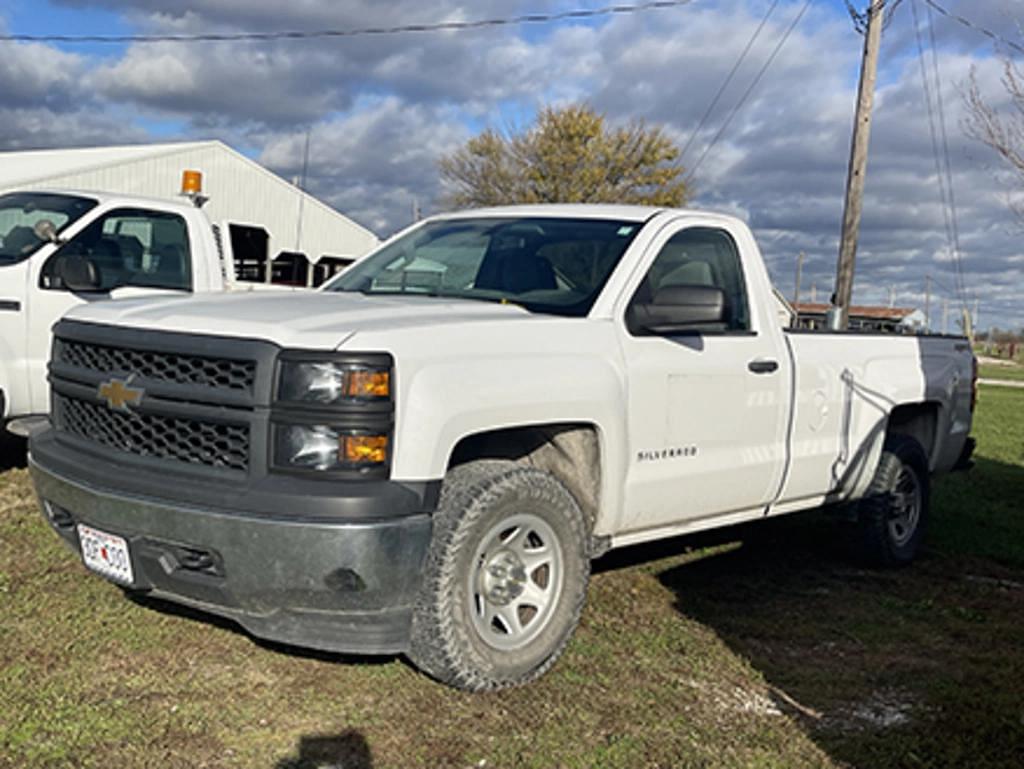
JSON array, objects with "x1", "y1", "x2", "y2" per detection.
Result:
[
  {"x1": 42, "y1": 208, "x2": 192, "y2": 292},
  {"x1": 630, "y1": 227, "x2": 750, "y2": 332}
]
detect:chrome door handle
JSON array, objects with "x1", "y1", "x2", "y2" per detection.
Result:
[{"x1": 748, "y1": 359, "x2": 779, "y2": 374}]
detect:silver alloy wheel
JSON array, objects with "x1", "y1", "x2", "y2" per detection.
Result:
[
  {"x1": 887, "y1": 466, "x2": 922, "y2": 547},
  {"x1": 468, "y1": 513, "x2": 564, "y2": 651}
]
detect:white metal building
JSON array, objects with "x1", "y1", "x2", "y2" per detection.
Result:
[{"x1": 0, "y1": 140, "x2": 379, "y2": 282}]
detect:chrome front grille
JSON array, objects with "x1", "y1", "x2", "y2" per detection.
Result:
[{"x1": 54, "y1": 393, "x2": 250, "y2": 472}]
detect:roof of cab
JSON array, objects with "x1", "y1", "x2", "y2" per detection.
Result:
[
  {"x1": 429, "y1": 203, "x2": 739, "y2": 225},
  {"x1": 5, "y1": 187, "x2": 203, "y2": 215}
]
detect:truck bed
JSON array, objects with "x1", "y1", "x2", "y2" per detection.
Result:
[{"x1": 779, "y1": 330, "x2": 974, "y2": 507}]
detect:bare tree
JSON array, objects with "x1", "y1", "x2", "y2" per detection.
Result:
[{"x1": 964, "y1": 60, "x2": 1024, "y2": 220}]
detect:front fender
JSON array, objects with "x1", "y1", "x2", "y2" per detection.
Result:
[{"x1": 391, "y1": 354, "x2": 628, "y2": 534}]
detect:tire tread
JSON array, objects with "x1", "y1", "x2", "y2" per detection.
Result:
[{"x1": 409, "y1": 460, "x2": 589, "y2": 691}]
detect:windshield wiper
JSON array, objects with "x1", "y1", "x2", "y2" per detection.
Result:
[
  {"x1": 354, "y1": 287, "x2": 521, "y2": 307},
  {"x1": 356, "y1": 287, "x2": 441, "y2": 297}
]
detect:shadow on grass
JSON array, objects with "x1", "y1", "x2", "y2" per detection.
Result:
[
  {"x1": 0, "y1": 431, "x2": 27, "y2": 471},
  {"x1": 275, "y1": 730, "x2": 373, "y2": 769},
  {"x1": 124, "y1": 592, "x2": 399, "y2": 668},
  {"x1": 595, "y1": 457, "x2": 1024, "y2": 769}
]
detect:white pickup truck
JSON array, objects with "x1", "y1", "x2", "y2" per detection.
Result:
[
  {"x1": 0, "y1": 188, "x2": 328, "y2": 436},
  {"x1": 29, "y1": 204, "x2": 976, "y2": 691}
]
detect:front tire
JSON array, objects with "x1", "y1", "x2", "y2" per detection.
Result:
[
  {"x1": 408, "y1": 460, "x2": 590, "y2": 691},
  {"x1": 854, "y1": 434, "x2": 930, "y2": 566}
]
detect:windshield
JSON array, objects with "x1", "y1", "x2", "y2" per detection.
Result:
[
  {"x1": 0, "y1": 192, "x2": 98, "y2": 264},
  {"x1": 325, "y1": 217, "x2": 642, "y2": 317}
]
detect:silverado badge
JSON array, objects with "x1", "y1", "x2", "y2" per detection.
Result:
[{"x1": 97, "y1": 377, "x2": 144, "y2": 411}]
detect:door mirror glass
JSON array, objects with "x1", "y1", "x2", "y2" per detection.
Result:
[
  {"x1": 628, "y1": 284, "x2": 727, "y2": 335},
  {"x1": 57, "y1": 253, "x2": 103, "y2": 293}
]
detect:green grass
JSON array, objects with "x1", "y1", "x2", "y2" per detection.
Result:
[
  {"x1": 2, "y1": 392, "x2": 1023, "y2": 768},
  {"x1": 978, "y1": 362, "x2": 1024, "y2": 382}
]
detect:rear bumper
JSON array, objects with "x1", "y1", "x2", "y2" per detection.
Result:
[{"x1": 30, "y1": 440, "x2": 434, "y2": 655}]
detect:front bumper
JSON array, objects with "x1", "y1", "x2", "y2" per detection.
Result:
[{"x1": 30, "y1": 433, "x2": 435, "y2": 655}]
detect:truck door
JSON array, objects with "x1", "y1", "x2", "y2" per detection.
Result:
[
  {"x1": 26, "y1": 207, "x2": 195, "y2": 413},
  {"x1": 1, "y1": 191, "x2": 100, "y2": 423},
  {"x1": 0, "y1": 259, "x2": 29, "y2": 422},
  {"x1": 618, "y1": 222, "x2": 790, "y2": 532}
]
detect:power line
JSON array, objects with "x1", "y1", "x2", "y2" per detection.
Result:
[
  {"x1": 910, "y1": 0, "x2": 967, "y2": 311},
  {"x1": 678, "y1": 0, "x2": 780, "y2": 164},
  {"x1": 924, "y1": 0, "x2": 968, "y2": 308},
  {"x1": 910, "y1": 0, "x2": 958, "y2": 298},
  {"x1": 0, "y1": 1, "x2": 697, "y2": 45},
  {"x1": 922, "y1": 0, "x2": 1024, "y2": 57},
  {"x1": 688, "y1": 0, "x2": 812, "y2": 180}
]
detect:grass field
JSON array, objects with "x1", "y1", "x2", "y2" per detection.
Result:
[
  {"x1": 979, "y1": 362, "x2": 1024, "y2": 382},
  {"x1": 1, "y1": 388, "x2": 1022, "y2": 768}
]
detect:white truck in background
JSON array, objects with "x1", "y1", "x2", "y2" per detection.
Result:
[
  {"x1": 29, "y1": 205, "x2": 976, "y2": 691},
  {"x1": 0, "y1": 184, "x2": 355, "y2": 436}
]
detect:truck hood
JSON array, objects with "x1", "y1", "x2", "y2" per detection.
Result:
[{"x1": 63, "y1": 291, "x2": 533, "y2": 349}]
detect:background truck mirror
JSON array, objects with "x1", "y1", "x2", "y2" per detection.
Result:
[{"x1": 57, "y1": 254, "x2": 103, "y2": 293}]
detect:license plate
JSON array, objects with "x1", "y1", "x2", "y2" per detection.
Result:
[{"x1": 78, "y1": 524, "x2": 134, "y2": 585}]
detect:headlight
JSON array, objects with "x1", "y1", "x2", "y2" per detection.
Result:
[
  {"x1": 274, "y1": 424, "x2": 389, "y2": 471},
  {"x1": 272, "y1": 353, "x2": 393, "y2": 476},
  {"x1": 277, "y1": 360, "x2": 390, "y2": 405}
]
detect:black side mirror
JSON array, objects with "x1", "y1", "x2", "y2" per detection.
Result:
[
  {"x1": 57, "y1": 253, "x2": 103, "y2": 292},
  {"x1": 628, "y1": 284, "x2": 727, "y2": 335}
]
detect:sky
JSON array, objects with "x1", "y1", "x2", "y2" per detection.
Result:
[{"x1": 1, "y1": 0, "x2": 1021, "y2": 331}]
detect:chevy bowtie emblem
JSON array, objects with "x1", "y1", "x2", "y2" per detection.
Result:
[{"x1": 97, "y1": 377, "x2": 145, "y2": 411}]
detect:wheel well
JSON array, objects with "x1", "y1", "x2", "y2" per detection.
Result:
[
  {"x1": 887, "y1": 402, "x2": 939, "y2": 467},
  {"x1": 447, "y1": 423, "x2": 602, "y2": 531}
]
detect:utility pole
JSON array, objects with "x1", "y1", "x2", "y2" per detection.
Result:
[
  {"x1": 811, "y1": 281, "x2": 818, "y2": 303},
  {"x1": 888, "y1": 285, "x2": 896, "y2": 308},
  {"x1": 828, "y1": 0, "x2": 885, "y2": 330},
  {"x1": 924, "y1": 275, "x2": 932, "y2": 331},
  {"x1": 793, "y1": 251, "x2": 805, "y2": 306},
  {"x1": 962, "y1": 307, "x2": 973, "y2": 342},
  {"x1": 942, "y1": 298, "x2": 949, "y2": 335}
]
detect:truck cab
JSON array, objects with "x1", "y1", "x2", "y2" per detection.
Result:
[{"x1": 0, "y1": 190, "x2": 232, "y2": 431}]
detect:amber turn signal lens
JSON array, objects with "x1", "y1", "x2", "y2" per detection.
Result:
[
  {"x1": 346, "y1": 370, "x2": 390, "y2": 398},
  {"x1": 343, "y1": 435, "x2": 388, "y2": 464}
]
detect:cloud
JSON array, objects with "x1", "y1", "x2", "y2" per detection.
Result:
[
  {"x1": 0, "y1": 37, "x2": 144, "y2": 148},
  {"x1": 258, "y1": 97, "x2": 469, "y2": 234},
  {"x1": 2, "y1": 0, "x2": 1022, "y2": 328}
]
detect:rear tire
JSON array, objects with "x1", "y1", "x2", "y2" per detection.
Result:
[
  {"x1": 408, "y1": 460, "x2": 589, "y2": 691},
  {"x1": 854, "y1": 434, "x2": 930, "y2": 567}
]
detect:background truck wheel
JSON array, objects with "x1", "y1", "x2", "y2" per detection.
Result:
[
  {"x1": 854, "y1": 434, "x2": 930, "y2": 567},
  {"x1": 409, "y1": 459, "x2": 590, "y2": 691},
  {"x1": 0, "y1": 425, "x2": 27, "y2": 472}
]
